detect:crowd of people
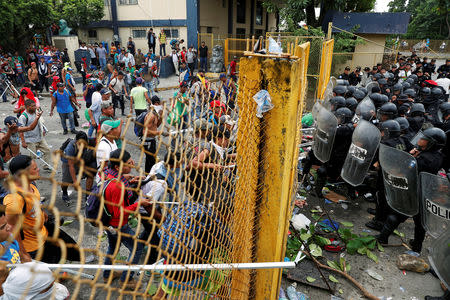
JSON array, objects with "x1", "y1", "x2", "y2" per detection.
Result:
[{"x1": 0, "y1": 31, "x2": 240, "y2": 297}]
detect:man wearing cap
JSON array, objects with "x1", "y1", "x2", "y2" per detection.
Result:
[
  {"x1": 50, "y1": 83, "x2": 79, "y2": 135},
  {"x1": 130, "y1": 77, "x2": 151, "y2": 116},
  {"x1": 65, "y1": 67, "x2": 76, "y2": 96},
  {"x1": 96, "y1": 43, "x2": 108, "y2": 70},
  {"x1": 348, "y1": 67, "x2": 361, "y2": 86},
  {"x1": 99, "y1": 100, "x2": 123, "y2": 149},
  {"x1": 96, "y1": 119, "x2": 120, "y2": 171},
  {"x1": 339, "y1": 66, "x2": 350, "y2": 81}
]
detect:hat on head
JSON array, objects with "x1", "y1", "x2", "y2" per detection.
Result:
[
  {"x1": 345, "y1": 66, "x2": 350, "y2": 71},
  {"x1": 193, "y1": 118, "x2": 210, "y2": 131},
  {"x1": 9, "y1": 155, "x2": 33, "y2": 175},
  {"x1": 57, "y1": 82, "x2": 64, "y2": 87},
  {"x1": 4, "y1": 116, "x2": 21, "y2": 127},
  {"x1": 101, "y1": 119, "x2": 121, "y2": 133},
  {"x1": 135, "y1": 77, "x2": 143, "y2": 84},
  {"x1": 101, "y1": 100, "x2": 113, "y2": 109},
  {"x1": 100, "y1": 88, "x2": 111, "y2": 95},
  {"x1": 397, "y1": 94, "x2": 409, "y2": 101}
]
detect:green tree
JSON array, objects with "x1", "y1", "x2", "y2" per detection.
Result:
[
  {"x1": 264, "y1": 0, "x2": 376, "y2": 30},
  {"x1": 388, "y1": 0, "x2": 449, "y2": 39},
  {"x1": 56, "y1": 0, "x2": 105, "y2": 30}
]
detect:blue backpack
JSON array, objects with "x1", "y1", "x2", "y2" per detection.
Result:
[
  {"x1": 134, "y1": 111, "x2": 148, "y2": 137},
  {"x1": 85, "y1": 180, "x2": 115, "y2": 226}
]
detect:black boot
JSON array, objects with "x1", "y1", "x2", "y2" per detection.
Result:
[
  {"x1": 375, "y1": 214, "x2": 402, "y2": 244},
  {"x1": 365, "y1": 219, "x2": 384, "y2": 231},
  {"x1": 409, "y1": 239, "x2": 423, "y2": 253}
]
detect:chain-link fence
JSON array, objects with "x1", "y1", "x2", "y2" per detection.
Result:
[{"x1": 1, "y1": 45, "x2": 310, "y2": 299}]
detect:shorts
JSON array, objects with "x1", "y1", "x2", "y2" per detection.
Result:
[{"x1": 61, "y1": 160, "x2": 96, "y2": 183}]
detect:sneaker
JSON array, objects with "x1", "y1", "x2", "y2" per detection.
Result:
[
  {"x1": 70, "y1": 129, "x2": 78, "y2": 134},
  {"x1": 365, "y1": 220, "x2": 384, "y2": 231},
  {"x1": 63, "y1": 130, "x2": 68, "y2": 135},
  {"x1": 367, "y1": 208, "x2": 376, "y2": 215}
]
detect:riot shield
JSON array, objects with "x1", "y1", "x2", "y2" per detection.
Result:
[
  {"x1": 366, "y1": 81, "x2": 379, "y2": 95},
  {"x1": 336, "y1": 79, "x2": 349, "y2": 86},
  {"x1": 323, "y1": 79, "x2": 334, "y2": 104},
  {"x1": 379, "y1": 143, "x2": 419, "y2": 216},
  {"x1": 312, "y1": 104, "x2": 338, "y2": 163},
  {"x1": 312, "y1": 102, "x2": 321, "y2": 120},
  {"x1": 428, "y1": 230, "x2": 450, "y2": 289},
  {"x1": 341, "y1": 120, "x2": 381, "y2": 186},
  {"x1": 353, "y1": 98, "x2": 376, "y2": 123},
  {"x1": 420, "y1": 172, "x2": 450, "y2": 239}
]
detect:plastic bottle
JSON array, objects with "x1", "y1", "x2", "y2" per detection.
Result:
[{"x1": 286, "y1": 283, "x2": 300, "y2": 300}]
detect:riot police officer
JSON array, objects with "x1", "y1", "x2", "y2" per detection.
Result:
[
  {"x1": 366, "y1": 120, "x2": 410, "y2": 231},
  {"x1": 407, "y1": 103, "x2": 427, "y2": 138},
  {"x1": 315, "y1": 108, "x2": 354, "y2": 197},
  {"x1": 376, "y1": 127, "x2": 446, "y2": 252}
]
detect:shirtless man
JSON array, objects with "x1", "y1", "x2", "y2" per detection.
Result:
[
  {"x1": 142, "y1": 96, "x2": 165, "y2": 173},
  {"x1": 27, "y1": 62, "x2": 39, "y2": 96}
]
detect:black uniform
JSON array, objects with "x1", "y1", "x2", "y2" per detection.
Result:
[
  {"x1": 348, "y1": 72, "x2": 361, "y2": 86},
  {"x1": 377, "y1": 149, "x2": 444, "y2": 252},
  {"x1": 338, "y1": 73, "x2": 350, "y2": 81}
]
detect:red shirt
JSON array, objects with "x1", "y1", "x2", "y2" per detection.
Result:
[
  {"x1": 16, "y1": 88, "x2": 35, "y2": 112},
  {"x1": 180, "y1": 50, "x2": 187, "y2": 62},
  {"x1": 230, "y1": 61, "x2": 237, "y2": 75},
  {"x1": 104, "y1": 174, "x2": 139, "y2": 227}
]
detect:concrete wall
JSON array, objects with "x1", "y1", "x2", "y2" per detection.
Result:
[
  {"x1": 352, "y1": 34, "x2": 386, "y2": 69},
  {"x1": 52, "y1": 35, "x2": 80, "y2": 65},
  {"x1": 116, "y1": 0, "x2": 186, "y2": 21}
]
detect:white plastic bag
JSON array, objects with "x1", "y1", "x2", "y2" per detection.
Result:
[
  {"x1": 253, "y1": 90, "x2": 274, "y2": 118},
  {"x1": 268, "y1": 37, "x2": 282, "y2": 54}
]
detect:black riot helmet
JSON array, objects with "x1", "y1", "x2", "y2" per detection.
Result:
[
  {"x1": 380, "y1": 94, "x2": 389, "y2": 104},
  {"x1": 419, "y1": 87, "x2": 431, "y2": 96},
  {"x1": 392, "y1": 83, "x2": 403, "y2": 93},
  {"x1": 345, "y1": 86, "x2": 356, "y2": 97},
  {"x1": 357, "y1": 87, "x2": 368, "y2": 96},
  {"x1": 402, "y1": 81, "x2": 411, "y2": 90},
  {"x1": 408, "y1": 74, "x2": 418, "y2": 83},
  {"x1": 333, "y1": 85, "x2": 347, "y2": 96},
  {"x1": 373, "y1": 73, "x2": 383, "y2": 80},
  {"x1": 330, "y1": 96, "x2": 346, "y2": 111},
  {"x1": 431, "y1": 87, "x2": 444, "y2": 99},
  {"x1": 370, "y1": 93, "x2": 387, "y2": 108},
  {"x1": 353, "y1": 89, "x2": 365, "y2": 101},
  {"x1": 345, "y1": 97, "x2": 358, "y2": 112},
  {"x1": 440, "y1": 102, "x2": 450, "y2": 119},
  {"x1": 335, "y1": 107, "x2": 354, "y2": 124},
  {"x1": 395, "y1": 117, "x2": 410, "y2": 132},
  {"x1": 378, "y1": 102, "x2": 398, "y2": 121},
  {"x1": 398, "y1": 103, "x2": 411, "y2": 117},
  {"x1": 336, "y1": 79, "x2": 349, "y2": 86},
  {"x1": 419, "y1": 127, "x2": 447, "y2": 151},
  {"x1": 380, "y1": 120, "x2": 401, "y2": 140},
  {"x1": 409, "y1": 103, "x2": 426, "y2": 117},
  {"x1": 403, "y1": 88, "x2": 416, "y2": 99},
  {"x1": 378, "y1": 78, "x2": 388, "y2": 85},
  {"x1": 406, "y1": 77, "x2": 415, "y2": 85}
]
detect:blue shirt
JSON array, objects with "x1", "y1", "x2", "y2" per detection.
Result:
[
  {"x1": 0, "y1": 240, "x2": 21, "y2": 266},
  {"x1": 61, "y1": 139, "x2": 77, "y2": 163},
  {"x1": 53, "y1": 90, "x2": 74, "y2": 114}
]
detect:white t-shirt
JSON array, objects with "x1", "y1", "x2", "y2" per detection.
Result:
[
  {"x1": 110, "y1": 78, "x2": 125, "y2": 96},
  {"x1": 172, "y1": 53, "x2": 179, "y2": 64},
  {"x1": 90, "y1": 92, "x2": 102, "y2": 123},
  {"x1": 96, "y1": 137, "x2": 118, "y2": 169},
  {"x1": 435, "y1": 78, "x2": 450, "y2": 94}
]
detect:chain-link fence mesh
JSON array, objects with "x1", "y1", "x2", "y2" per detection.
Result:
[{"x1": 0, "y1": 46, "x2": 309, "y2": 299}]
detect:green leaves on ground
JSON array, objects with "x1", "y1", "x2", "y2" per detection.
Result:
[
  {"x1": 309, "y1": 243, "x2": 323, "y2": 257},
  {"x1": 366, "y1": 249, "x2": 378, "y2": 263},
  {"x1": 329, "y1": 275, "x2": 339, "y2": 283},
  {"x1": 394, "y1": 230, "x2": 405, "y2": 238},
  {"x1": 340, "y1": 221, "x2": 354, "y2": 227},
  {"x1": 327, "y1": 257, "x2": 351, "y2": 273},
  {"x1": 306, "y1": 276, "x2": 316, "y2": 283}
]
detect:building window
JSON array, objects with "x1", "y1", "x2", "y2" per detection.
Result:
[
  {"x1": 236, "y1": 28, "x2": 246, "y2": 36},
  {"x1": 207, "y1": 27, "x2": 213, "y2": 33},
  {"x1": 163, "y1": 29, "x2": 179, "y2": 38},
  {"x1": 132, "y1": 29, "x2": 146, "y2": 39},
  {"x1": 118, "y1": 0, "x2": 137, "y2": 5},
  {"x1": 237, "y1": 0, "x2": 246, "y2": 24},
  {"x1": 88, "y1": 30, "x2": 97, "y2": 38},
  {"x1": 255, "y1": 1, "x2": 263, "y2": 25}
]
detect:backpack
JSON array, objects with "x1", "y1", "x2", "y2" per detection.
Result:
[
  {"x1": 60, "y1": 138, "x2": 73, "y2": 151},
  {"x1": 134, "y1": 111, "x2": 148, "y2": 137},
  {"x1": 85, "y1": 179, "x2": 115, "y2": 226}
]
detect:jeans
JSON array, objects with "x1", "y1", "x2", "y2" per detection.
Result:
[
  {"x1": 112, "y1": 95, "x2": 125, "y2": 115},
  {"x1": 200, "y1": 57, "x2": 207, "y2": 72},
  {"x1": 144, "y1": 81, "x2": 153, "y2": 98},
  {"x1": 148, "y1": 43, "x2": 155, "y2": 54},
  {"x1": 99, "y1": 58, "x2": 107, "y2": 70},
  {"x1": 88, "y1": 123, "x2": 97, "y2": 139},
  {"x1": 0, "y1": 87, "x2": 7, "y2": 102},
  {"x1": 160, "y1": 44, "x2": 166, "y2": 56},
  {"x1": 59, "y1": 112, "x2": 75, "y2": 131},
  {"x1": 16, "y1": 73, "x2": 25, "y2": 85},
  {"x1": 39, "y1": 74, "x2": 49, "y2": 92},
  {"x1": 144, "y1": 138, "x2": 156, "y2": 173},
  {"x1": 104, "y1": 224, "x2": 143, "y2": 282}
]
